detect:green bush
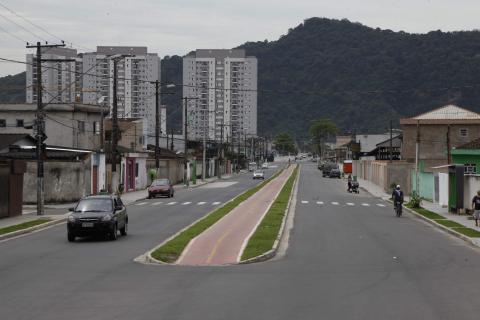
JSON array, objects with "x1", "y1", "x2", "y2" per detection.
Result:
[{"x1": 408, "y1": 191, "x2": 422, "y2": 208}]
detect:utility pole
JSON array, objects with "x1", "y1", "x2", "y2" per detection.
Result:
[
  {"x1": 218, "y1": 121, "x2": 224, "y2": 179},
  {"x1": 447, "y1": 124, "x2": 451, "y2": 164},
  {"x1": 184, "y1": 97, "x2": 188, "y2": 186},
  {"x1": 154, "y1": 80, "x2": 160, "y2": 173},
  {"x1": 170, "y1": 130, "x2": 174, "y2": 151},
  {"x1": 202, "y1": 109, "x2": 207, "y2": 181},
  {"x1": 389, "y1": 120, "x2": 393, "y2": 162},
  {"x1": 111, "y1": 58, "x2": 119, "y2": 193},
  {"x1": 26, "y1": 41, "x2": 68, "y2": 215},
  {"x1": 415, "y1": 120, "x2": 420, "y2": 196}
]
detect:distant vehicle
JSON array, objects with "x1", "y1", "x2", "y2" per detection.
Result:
[
  {"x1": 329, "y1": 168, "x2": 341, "y2": 178},
  {"x1": 148, "y1": 179, "x2": 174, "y2": 198},
  {"x1": 67, "y1": 195, "x2": 128, "y2": 242},
  {"x1": 248, "y1": 162, "x2": 257, "y2": 172},
  {"x1": 253, "y1": 170, "x2": 265, "y2": 179},
  {"x1": 267, "y1": 154, "x2": 274, "y2": 162},
  {"x1": 322, "y1": 163, "x2": 338, "y2": 177},
  {"x1": 261, "y1": 162, "x2": 269, "y2": 169}
]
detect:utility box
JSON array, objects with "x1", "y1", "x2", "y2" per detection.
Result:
[{"x1": 0, "y1": 160, "x2": 27, "y2": 218}]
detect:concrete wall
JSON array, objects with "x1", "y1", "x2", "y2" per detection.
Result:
[
  {"x1": 24, "y1": 160, "x2": 91, "y2": 203},
  {"x1": 411, "y1": 171, "x2": 435, "y2": 201},
  {"x1": 146, "y1": 159, "x2": 184, "y2": 185},
  {"x1": 439, "y1": 173, "x2": 449, "y2": 207}
]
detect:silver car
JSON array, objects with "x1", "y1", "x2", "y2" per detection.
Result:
[{"x1": 253, "y1": 170, "x2": 265, "y2": 180}]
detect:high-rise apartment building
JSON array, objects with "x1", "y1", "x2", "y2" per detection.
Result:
[
  {"x1": 82, "y1": 46, "x2": 161, "y2": 137},
  {"x1": 26, "y1": 47, "x2": 80, "y2": 104},
  {"x1": 183, "y1": 49, "x2": 257, "y2": 143},
  {"x1": 26, "y1": 46, "x2": 161, "y2": 137}
]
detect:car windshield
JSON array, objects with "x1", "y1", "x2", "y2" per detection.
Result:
[
  {"x1": 254, "y1": 170, "x2": 263, "y2": 174},
  {"x1": 152, "y1": 179, "x2": 169, "y2": 186},
  {"x1": 75, "y1": 198, "x2": 112, "y2": 212}
]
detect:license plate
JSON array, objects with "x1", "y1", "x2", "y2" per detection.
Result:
[{"x1": 82, "y1": 222, "x2": 94, "y2": 228}]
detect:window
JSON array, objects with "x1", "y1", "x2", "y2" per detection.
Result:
[
  {"x1": 78, "y1": 121, "x2": 85, "y2": 133},
  {"x1": 460, "y1": 128, "x2": 469, "y2": 137},
  {"x1": 16, "y1": 119, "x2": 24, "y2": 127},
  {"x1": 0, "y1": 119, "x2": 5, "y2": 127},
  {"x1": 93, "y1": 121, "x2": 100, "y2": 134},
  {"x1": 135, "y1": 163, "x2": 139, "y2": 177},
  {"x1": 465, "y1": 164, "x2": 476, "y2": 174}
]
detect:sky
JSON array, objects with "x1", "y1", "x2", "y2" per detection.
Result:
[{"x1": 1, "y1": 0, "x2": 480, "y2": 77}]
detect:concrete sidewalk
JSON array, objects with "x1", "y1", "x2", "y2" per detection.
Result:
[
  {"x1": 358, "y1": 177, "x2": 480, "y2": 244},
  {"x1": 177, "y1": 165, "x2": 295, "y2": 266}
]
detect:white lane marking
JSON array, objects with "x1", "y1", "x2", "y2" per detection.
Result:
[
  {"x1": 301, "y1": 200, "x2": 309, "y2": 204},
  {"x1": 181, "y1": 202, "x2": 192, "y2": 205},
  {"x1": 197, "y1": 202, "x2": 206, "y2": 205},
  {"x1": 346, "y1": 203, "x2": 355, "y2": 206},
  {"x1": 166, "y1": 202, "x2": 177, "y2": 205},
  {"x1": 362, "y1": 203, "x2": 370, "y2": 206},
  {"x1": 376, "y1": 204, "x2": 386, "y2": 207},
  {"x1": 202, "y1": 182, "x2": 238, "y2": 189},
  {"x1": 331, "y1": 202, "x2": 339, "y2": 205},
  {"x1": 152, "y1": 202, "x2": 163, "y2": 206},
  {"x1": 212, "y1": 202, "x2": 221, "y2": 205},
  {"x1": 135, "y1": 202, "x2": 148, "y2": 206},
  {"x1": 317, "y1": 201, "x2": 324, "y2": 205}
]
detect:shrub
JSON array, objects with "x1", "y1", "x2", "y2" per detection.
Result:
[{"x1": 408, "y1": 191, "x2": 422, "y2": 208}]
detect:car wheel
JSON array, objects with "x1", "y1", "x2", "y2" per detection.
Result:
[
  {"x1": 120, "y1": 222, "x2": 128, "y2": 236},
  {"x1": 109, "y1": 224, "x2": 118, "y2": 241},
  {"x1": 67, "y1": 233, "x2": 75, "y2": 242}
]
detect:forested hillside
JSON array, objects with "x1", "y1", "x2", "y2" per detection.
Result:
[{"x1": 3, "y1": 18, "x2": 480, "y2": 138}]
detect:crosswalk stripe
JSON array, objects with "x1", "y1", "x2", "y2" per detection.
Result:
[
  {"x1": 376, "y1": 204, "x2": 386, "y2": 207},
  {"x1": 166, "y1": 202, "x2": 177, "y2": 205},
  {"x1": 301, "y1": 200, "x2": 309, "y2": 204},
  {"x1": 181, "y1": 202, "x2": 191, "y2": 205},
  {"x1": 332, "y1": 202, "x2": 339, "y2": 205},
  {"x1": 152, "y1": 202, "x2": 163, "y2": 206},
  {"x1": 212, "y1": 202, "x2": 221, "y2": 205},
  {"x1": 198, "y1": 202, "x2": 206, "y2": 205},
  {"x1": 346, "y1": 203, "x2": 355, "y2": 206},
  {"x1": 362, "y1": 203, "x2": 370, "y2": 206},
  {"x1": 317, "y1": 201, "x2": 324, "y2": 205},
  {"x1": 135, "y1": 202, "x2": 147, "y2": 206}
]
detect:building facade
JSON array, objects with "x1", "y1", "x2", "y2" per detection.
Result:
[{"x1": 183, "y1": 49, "x2": 257, "y2": 143}]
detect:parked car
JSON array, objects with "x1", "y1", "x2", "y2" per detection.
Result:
[
  {"x1": 322, "y1": 163, "x2": 338, "y2": 177},
  {"x1": 253, "y1": 170, "x2": 265, "y2": 179},
  {"x1": 329, "y1": 168, "x2": 341, "y2": 178},
  {"x1": 148, "y1": 179, "x2": 174, "y2": 198},
  {"x1": 67, "y1": 195, "x2": 128, "y2": 242},
  {"x1": 261, "y1": 162, "x2": 269, "y2": 169}
]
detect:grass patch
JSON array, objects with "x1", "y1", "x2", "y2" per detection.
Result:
[
  {"x1": 241, "y1": 166, "x2": 299, "y2": 261},
  {"x1": 451, "y1": 227, "x2": 480, "y2": 238},
  {"x1": 435, "y1": 219, "x2": 466, "y2": 228},
  {"x1": 151, "y1": 166, "x2": 287, "y2": 263},
  {"x1": 406, "y1": 205, "x2": 446, "y2": 220},
  {"x1": 0, "y1": 218, "x2": 52, "y2": 236}
]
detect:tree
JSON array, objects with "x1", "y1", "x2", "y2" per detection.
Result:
[
  {"x1": 274, "y1": 132, "x2": 296, "y2": 155},
  {"x1": 309, "y1": 118, "x2": 337, "y2": 158}
]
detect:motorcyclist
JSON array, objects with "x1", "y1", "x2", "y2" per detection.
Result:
[{"x1": 392, "y1": 185, "x2": 404, "y2": 209}]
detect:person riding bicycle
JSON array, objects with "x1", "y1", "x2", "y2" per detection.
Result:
[{"x1": 392, "y1": 185, "x2": 404, "y2": 209}]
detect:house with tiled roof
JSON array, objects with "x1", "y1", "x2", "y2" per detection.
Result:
[{"x1": 400, "y1": 105, "x2": 480, "y2": 170}]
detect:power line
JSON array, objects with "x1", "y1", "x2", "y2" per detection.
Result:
[
  {"x1": 0, "y1": 11, "x2": 46, "y2": 41},
  {"x1": 0, "y1": 23, "x2": 27, "y2": 43}
]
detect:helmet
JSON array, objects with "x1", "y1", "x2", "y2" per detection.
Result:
[{"x1": 396, "y1": 185, "x2": 401, "y2": 190}]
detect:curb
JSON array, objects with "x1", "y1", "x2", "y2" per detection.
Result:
[
  {"x1": 0, "y1": 217, "x2": 67, "y2": 241},
  {"x1": 135, "y1": 166, "x2": 287, "y2": 266},
  {"x1": 402, "y1": 205, "x2": 480, "y2": 247},
  {"x1": 239, "y1": 165, "x2": 299, "y2": 264}
]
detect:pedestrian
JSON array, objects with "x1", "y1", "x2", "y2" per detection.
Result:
[{"x1": 472, "y1": 191, "x2": 480, "y2": 227}]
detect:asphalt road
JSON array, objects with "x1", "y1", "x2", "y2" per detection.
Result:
[{"x1": 2, "y1": 162, "x2": 480, "y2": 319}]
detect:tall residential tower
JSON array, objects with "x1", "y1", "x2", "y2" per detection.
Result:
[{"x1": 183, "y1": 49, "x2": 257, "y2": 143}]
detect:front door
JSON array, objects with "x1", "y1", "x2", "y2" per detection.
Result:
[
  {"x1": 127, "y1": 159, "x2": 135, "y2": 191},
  {"x1": 92, "y1": 165, "x2": 98, "y2": 195}
]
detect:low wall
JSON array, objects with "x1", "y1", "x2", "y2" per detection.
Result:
[
  {"x1": 146, "y1": 159, "x2": 184, "y2": 185},
  {"x1": 24, "y1": 160, "x2": 91, "y2": 203}
]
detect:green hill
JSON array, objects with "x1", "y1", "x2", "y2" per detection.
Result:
[
  {"x1": 0, "y1": 71, "x2": 25, "y2": 103},
  {"x1": 3, "y1": 18, "x2": 480, "y2": 139}
]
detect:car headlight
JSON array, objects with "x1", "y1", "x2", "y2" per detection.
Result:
[
  {"x1": 101, "y1": 215, "x2": 112, "y2": 222},
  {"x1": 68, "y1": 215, "x2": 76, "y2": 223}
]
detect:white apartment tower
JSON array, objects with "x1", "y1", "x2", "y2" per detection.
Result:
[
  {"x1": 183, "y1": 49, "x2": 257, "y2": 143},
  {"x1": 26, "y1": 47, "x2": 80, "y2": 104},
  {"x1": 82, "y1": 46, "x2": 160, "y2": 137}
]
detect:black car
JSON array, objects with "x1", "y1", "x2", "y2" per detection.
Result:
[
  {"x1": 67, "y1": 195, "x2": 128, "y2": 242},
  {"x1": 322, "y1": 163, "x2": 338, "y2": 177},
  {"x1": 329, "y1": 168, "x2": 341, "y2": 178}
]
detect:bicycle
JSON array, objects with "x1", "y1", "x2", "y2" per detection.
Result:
[{"x1": 394, "y1": 201, "x2": 403, "y2": 217}]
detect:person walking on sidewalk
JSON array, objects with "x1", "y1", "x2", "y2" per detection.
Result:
[{"x1": 471, "y1": 191, "x2": 480, "y2": 227}]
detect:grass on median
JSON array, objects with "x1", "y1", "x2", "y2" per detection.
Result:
[
  {"x1": 451, "y1": 227, "x2": 480, "y2": 238},
  {"x1": 0, "y1": 218, "x2": 52, "y2": 236},
  {"x1": 435, "y1": 219, "x2": 466, "y2": 228},
  {"x1": 151, "y1": 166, "x2": 287, "y2": 263},
  {"x1": 405, "y1": 205, "x2": 446, "y2": 220},
  {"x1": 241, "y1": 166, "x2": 299, "y2": 261}
]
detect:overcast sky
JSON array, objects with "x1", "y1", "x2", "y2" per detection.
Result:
[{"x1": 1, "y1": 0, "x2": 479, "y2": 77}]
